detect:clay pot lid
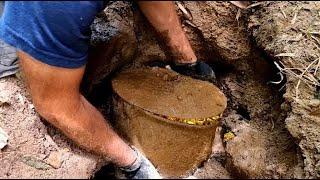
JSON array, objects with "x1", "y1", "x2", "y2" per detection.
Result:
[{"x1": 112, "y1": 67, "x2": 227, "y2": 119}]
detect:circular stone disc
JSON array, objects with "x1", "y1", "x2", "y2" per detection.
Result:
[{"x1": 112, "y1": 67, "x2": 227, "y2": 119}]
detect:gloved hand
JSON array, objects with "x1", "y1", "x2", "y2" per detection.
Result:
[
  {"x1": 115, "y1": 147, "x2": 162, "y2": 179},
  {"x1": 170, "y1": 61, "x2": 216, "y2": 82}
]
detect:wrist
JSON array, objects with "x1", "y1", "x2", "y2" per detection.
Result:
[{"x1": 167, "y1": 34, "x2": 197, "y2": 64}]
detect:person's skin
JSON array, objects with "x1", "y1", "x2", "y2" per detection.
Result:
[
  {"x1": 18, "y1": 1, "x2": 197, "y2": 168},
  {"x1": 138, "y1": 1, "x2": 197, "y2": 64},
  {"x1": 19, "y1": 52, "x2": 137, "y2": 167}
]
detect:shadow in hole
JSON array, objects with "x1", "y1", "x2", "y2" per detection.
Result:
[{"x1": 92, "y1": 164, "x2": 116, "y2": 179}]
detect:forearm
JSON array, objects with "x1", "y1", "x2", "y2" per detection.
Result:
[
  {"x1": 45, "y1": 95, "x2": 135, "y2": 166},
  {"x1": 137, "y1": 1, "x2": 196, "y2": 63}
]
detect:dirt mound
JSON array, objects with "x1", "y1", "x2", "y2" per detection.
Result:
[{"x1": 248, "y1": 1, "x2": 320, "y2": 178}]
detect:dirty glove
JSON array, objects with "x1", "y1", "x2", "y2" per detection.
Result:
[
  {"x1": 115, "y1": 147, "x2": 162, "y2": 179},
  {"x1": 170, "y1": 61, "x2": 216, "y2": 81}
]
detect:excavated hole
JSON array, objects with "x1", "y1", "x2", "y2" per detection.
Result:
[
  {"x1": 236, "y1": 105, "x2": 251, "y2": 121},
  {"x1": 90, "y1": 49, "x2": 300, "y2": 178}
]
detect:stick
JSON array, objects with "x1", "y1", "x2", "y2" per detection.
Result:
[
  {"x1": 314, "y1": 58, "x2": 320, "y2": 76},
  {"x1": 295, "y1": 58, "x2": 319, "y2": 99},
  {"x1": 280, "y1": 7, "x2": 287, "y2": 19}
]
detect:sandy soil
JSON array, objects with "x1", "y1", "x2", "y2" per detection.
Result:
[{"x1": 0, "y1": 76, "x2": 101, "y2": 178}]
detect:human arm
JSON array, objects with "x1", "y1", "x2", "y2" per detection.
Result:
[{"x1": 137, "y1": 1, "x2": 215, "y2": 80}]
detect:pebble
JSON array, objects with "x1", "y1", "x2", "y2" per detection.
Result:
[
  {"x1": 46, "y1": 151, "x2": 63, "y2": 169},
  {"x1": 309, "y1": 99, "x2": 320, "y2": 107},
  {"x1": 0, "y1": 127, "x2": 8, "y2": 150}
]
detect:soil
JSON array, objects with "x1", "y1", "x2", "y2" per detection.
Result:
[
  {"x1": 0, "y1": 1, "x2": 318, "y2": 179},
  {"x1": 90, "y1": 1, "x2": 307, "y2": 178},
  {"x1": 247, "y1": 1, "x2": 320, "y2": 178},
  {"x1": 219, "y1": 51, "x2": 304, "y2": 178},
  {"x1": 0, "y1": 76, "x2": 102, "y2": 178}
]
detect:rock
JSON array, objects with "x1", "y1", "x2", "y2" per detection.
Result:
[
  {"x1": 221, "y1": 102, "x2": 302, "y2": 179},
  {"x1": 224, "y1": 114, "x2": 267, "y2": 178},
  {"x1": 309, "y1": 99, "x2": 320, "y2": 107},
  {"x1": 0, "y1": 89, "x2": 11, "y2": 106},
  {"x1": 46, "y1": 151, "x2": 63, "y2": 169},
  {"x1": 0, "y1": 127, "x2": 8, "y2": 149}
]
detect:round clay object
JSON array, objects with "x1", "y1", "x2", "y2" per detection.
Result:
[{"x1": 112, "y1": 67, "x2": 227, "y2": 119}]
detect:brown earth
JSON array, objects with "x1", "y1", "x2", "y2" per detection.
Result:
[
  {"x1": 248, "y1": 1, "x2": 320, "y2": 178},
  {"x1": 0, "y1": 77, "x2": 103, "y2": 179},
  {"x1": 0, "y1": 1, "x2": 318, "y2": 179}
]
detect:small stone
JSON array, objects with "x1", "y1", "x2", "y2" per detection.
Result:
[
  {"x1": 46, "y1": 151, "x2": 63, "y2": 169},
  {"x1": 0, "y1": 127, "x2": 8, "y2": 150},
  {"x1": 309, "y1": 99, "x2": 320, "y2": 107},
  {"x1": 0, "y1": 94, "x2": 10, "y2": 106}
]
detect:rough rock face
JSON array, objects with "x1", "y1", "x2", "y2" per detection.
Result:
[
  {"x1": 248, "y1": 1, "x2": 320, "y2": 178},
  {"x1": 0, "y1": 77, "x2": 101, "y2": 178}
]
